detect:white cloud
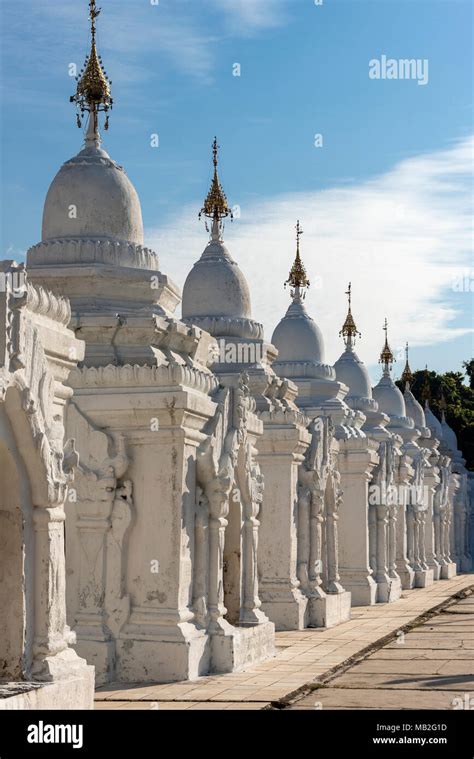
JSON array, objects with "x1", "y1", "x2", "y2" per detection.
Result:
[
  {"x1": 208, "y1": 0, "x2": 287, "y2": 33},
  {"x1": 146, "y1": 136, "x2": 473, "y2": 376},
  {"x1": 2, "y1": 0, "x2": 285, "y2": 87}
]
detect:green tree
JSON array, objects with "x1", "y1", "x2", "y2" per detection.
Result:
[
  {"x1": 396, "y1": 360, "x2": 474, "y2": 471},
  {"x1": 463, "y1": 359, "x2": 474, "y2": 389}
]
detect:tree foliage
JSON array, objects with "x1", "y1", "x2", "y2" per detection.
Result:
[{"x1": 395, "y1": 360, "x2": 474, "y2": 471}]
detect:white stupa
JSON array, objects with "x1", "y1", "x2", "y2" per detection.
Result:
[
  {"x1": 334, "y1": 284, "x2": 374, "y2": 408},
  {"x1": 26, "y1": 5, "x2": 180, "y2": 365},
  {"x1": 424, "y1": 400, "x2": 443, "y2": 443},
  {"x1": 271, "y1": 225, "x2": 359, "y2": 436},
  {"x1": 439, "y1": 406, "x2": 467, "y2": 470},
  {"x1": 182, "y1": 140, "x2": 287, "y2": 414},
  {"x1": 333, "y1": 284, "x2": 390, "y2": 439},
  {"x1": 272, "y1": 223, "x2": 327, "y2": 369},
  {"x1": 400, "y1": 346, "x2": 431, "y2": 438},
  {"x1": 182, "y1": 138, "x2": 263, "y2": 343},
  {"x1": 373, "y1": 320, "x2": 414, "y2": 432}
]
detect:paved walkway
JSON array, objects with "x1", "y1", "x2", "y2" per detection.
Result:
[
  {"x1": 289, "y1": 592, "x2": 474, "y2": 710},
  {"x1": 95, "y1": 574, "x2": 474, "y2": 711}
]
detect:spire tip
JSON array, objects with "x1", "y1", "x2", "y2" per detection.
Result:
[
  {"x1": 340, "y1": 281, "x2": 361, "y2": 345},
  {"x1": 71, "y1": 0, "x2": 113, "y2": 134},
  {"x1": 379, "y1": 318, "x2": 395, "y2": 372},
  {"x1": 199, "y1": 137, "x2": 233, "y2": 239},
  {"x1": 284, "y1": 221, "x2": 310, "y2": 298}
]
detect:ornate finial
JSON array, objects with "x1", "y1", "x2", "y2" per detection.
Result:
[
  {"x1": 421, "y1": 365, "x2": 431, "y2": 405},
  {"x1": 339, "y1": 282, "x2": 361, "y2": 345},
  {"x1": 284, "y1": 221, "x2": 310, "y2": 298},
  {"x1": 296, "y1": 220, "x2": 303, "y2": 255},
  {"x1": 199, "y1": 137, "x2": 233, "y2": 239},
  {"x1": 401, "y1": 342, "x2": 413, "y2": 387},
  {"x1": 379, "y1": 318, "x2": 395, "y2": 373},
  {"x1": 70, "y1": 1, "x2": 113, "y2": 134},
  {"x1": 439, "y1": 392, "x2": 447, "y2": 421}
]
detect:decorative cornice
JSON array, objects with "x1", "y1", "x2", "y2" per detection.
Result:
[
  {"x1": 62, "y1": 151, "x2": 122, "y2": 171},
  {"x1": 2, "y1": 263, "x2": 71, "y2": 326},
  {"x1": 272, "y1": 359, "x2": 336, "y2": 382},
  {"x1": 27, "y1": 238, "x2": 160, "y2": 271},
  {"x1": 68, "y1": 362, "x2": 219, "y2": 395},
  {"x1": 24, "y1": 283, "x2": 71, "y2": 325},
  {"x1": 182, "y1": 315, "x2": 264, "y2": 341},
  {"x1": 260, "y1": 408, "x2": 308, "y2": 428}
]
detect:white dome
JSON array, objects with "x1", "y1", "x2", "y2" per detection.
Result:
[
  {"x1": 404, "y1": 385, "x2": 426, "y2": 429},
  {"x1": 441, "y1": 416, "x2": 458, "y2": 451},
  {"x1": 182, "y1": 239, "x2": 251, "y2": 320},
  {"x1": 373, "y1": 373, "x2": 406, "y2": 418},
  {"x1": 424, "y1": 403, "x2": 443, "y2": 441},
  {"x1": 272, "y1": 299, "x2": 324, "y2": 363},
  {"x1": 42, "y1": 143, "x2": 144, "y2": 245},
  {"x1": 334, "y1": 346, "x2": 372, "y2": 399}
]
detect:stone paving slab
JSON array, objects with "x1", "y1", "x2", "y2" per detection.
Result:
[
  {"x1": 291, "y1": 688, "x2": 467, "y2": 710},
  {"x1": 359, "y1": 659, "x2": 474, "y2": 676},
  {"x1": 95, "y1": 700, "x2": 267, "y2": 710},
  {"x1": 385, "y1": 635, "x2": 474, "y2": 649},
  {"x1": 367, "y1": 648, "x2": 474, "y2": 660},
  {"x1": 289, "y1": 587, "x2": 474, "y2": 710},
  {"x1": 349, "y1": 660, "x2": 464, "y2": 676},
  {"x1": 328, "y1": 672, "x2": 474, "y2": 691},
  {"x1": 94, "y1": 575, "x2": 474, "y2": 710},
  {"x1": 416, "y1": 627, "x2": 474, "y2": 634}
]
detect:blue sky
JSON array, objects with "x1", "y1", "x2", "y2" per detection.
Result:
[{"x1": 1, "y1": 0, "x2": 472, "y2": 381}]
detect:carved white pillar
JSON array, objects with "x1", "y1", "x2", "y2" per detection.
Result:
[
  {"x1": 337, "y1": 438, "x2": 379, "y2": 606},
  {"x1": 241, "y1": 487, "x2": 266, "y2": 625},
  {"x1": 297, "y1": 487, "x2": 311, "y2": 592},
  {"x1": 424, "y1": 464, "x2": 441, "y2": 581},
  {"x1": 387, "y1": 504, "x2": 398, "y2": 578},
  {"x1": 71, "y1": 481, "x2": 115, "y2": 679},
  {"x1": 257, "y1": 417, "x2": 310, "y2": 630},
  {"x1": 374, "y1": 504, "x2": 391, "y2": 601},
  {"x1": 208, "y1": 492, "x2": 230, "y2": 628},
  {"x1": 368, "y1": 504, "x2": 376, "y2": 575},
  {"x1": 192, "y1": 487, "x2": 209, "y2": 628},
  {"x1": 325, "y1": 473, "x2": 344, "y2": 594},
  {"x1": 104, "y1": 483, "x2": 133, "y2": 638},
  {"x1": 406, "y1": 505, "x2": 415, "y2": 568},
  {"x1": 443, "y1": 504, "x2": 453, "y2": 564},
  {"x1": 309, "y1": 490, "x2": 326, "y2": 596},
  {"x1": 454, "y1": 472, "x2": 473, "y2": 571},
  {"x1": 31, "y1": 505, "x2": 71, "y2": 679},
  {"x1": 396, "y1": 455, "x2": 415, "y2": 588}
]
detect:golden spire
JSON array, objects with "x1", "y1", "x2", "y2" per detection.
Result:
[
  {"x1": 70, "y1": 1, "x2": 113, "y2": 131},
  {"x1": 284, "y1": 221, "x2": 310, "y2": 295},
  {"x1": 401, "y1": 342, "x2": 413, "y2": 386},
  {"x1": 421, "y1": 365, "x2": 431, "y2": 405},
  {"x1": 339, "y1": 282, "x2": 361, "y2": 344},
  {"x1": 379, "y1": 318, "x2": 395, "y2": 373},
  {"x1": 439, "y1": 393, "x2": 447, "y2": 421},
  {"x1": 199, "y1": 138, "x2": 233, "y2": 234}
]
